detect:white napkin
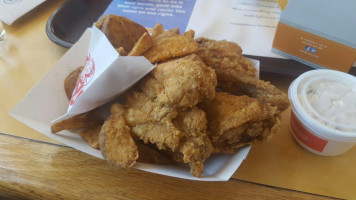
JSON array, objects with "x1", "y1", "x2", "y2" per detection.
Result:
[{"x1": 0, "y1": 0, "x2": 45, "y2": 25}]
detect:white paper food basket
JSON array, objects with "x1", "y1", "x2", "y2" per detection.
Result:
[{"x1": 10, "y1": 27, "x2": 252, "y2": 181}]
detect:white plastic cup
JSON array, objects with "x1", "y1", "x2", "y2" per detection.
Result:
[{"x1": 288, "y1": 69, "x2": 356, "y2": 156}]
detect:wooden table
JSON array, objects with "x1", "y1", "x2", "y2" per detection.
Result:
[
  {"x1": 0, "y1": 133, "x2": 334, "y2": 200},
  {"x1": 0, "y1": 1, "x2": 351, "y2": 199}
]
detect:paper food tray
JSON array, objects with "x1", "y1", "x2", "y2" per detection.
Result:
[{"x1": 10, "y1": 27, "x2": 252, "y2": 181}]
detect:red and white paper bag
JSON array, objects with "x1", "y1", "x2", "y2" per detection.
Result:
[{"x1": 53, "y1": 26, "x2": 155, "y2": 123}]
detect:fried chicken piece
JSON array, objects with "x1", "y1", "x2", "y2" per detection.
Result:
[
  {"x1": 94, "y1": 15, "x2": 108, "y2": 30},
  {"x1": 196, "y1": 38, "x2": 256, "y2": 79},
  {"x1": 96, "y1": 15, "x2": 148, "y2": 51},
  {"x1": 122, "y1": 54, "x2": 216, "y2": 176},
  {"x1": 139, "y1": 55, "x2": 217, "y2": 107},
  {"x1": 100, "y1": 102, "x2": 174, "y2": 167},
  {"x1": 151, "y1": 23, "x2": 165, "y2": 39},
  {"x1": 198, "y1": 92, "x2": 281, "y2": 153},
  {"x1": 116, "y1": 47, "x2": 128, "y2": 56},
  {"x1": 172, "y1": 106, "x2": 207, "y2": 136},
  {"x1": 64, "y1": 66, "x2": 83, "y2": 100},
  {"x1": 99, "y1": 113, "x2": 138, "y2": 168},
  {"x1": 128, "y1": 32, "x2": 153, "y2": 56},
  {"x1": 143, "y1": 33, "x2": 198, "y2": 63},
  {"x1": 114, "y1": 93, "x2": 182, "y2": 151},
  {"x1": 171, "y1": 107, "x2": 213, "y2": 177},
  {"x1": 51, "y1": 108, "x2": 104, "y2": 133},
  {"x1": 183, "y1": 29, "x2": 195, "y2": 39},
  {"x1": 78, "y1": 125, "x2": 102, "y2": 149},
  {"x1": 136, "y1": 141, "x2": 173, "y2": 165},
  {"x1": 177, "y1": 136, "x2": 212, "y2": 177},
  {"x1": 153, "y1": 27, "x2": 180, "y2": 40},
  {"x1": 110, "y1": 90, "x2": 213, "y2": 177},
  {"x1": 111, "y1": 94, "x2": 181, "y2": 149},
  {"x1": 196, "y1": 38, "x2": 289, "y2": 112},
  {"x1": 218, "y1": 78, "x2": 290, "y2": 112}
]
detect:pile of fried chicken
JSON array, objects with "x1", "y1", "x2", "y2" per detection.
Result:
[{"x1": 52, "y1": 15, "x2": 290, "y2": 178}]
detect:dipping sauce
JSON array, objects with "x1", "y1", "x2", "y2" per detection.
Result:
[
  {"x1": 288, "y1": 69, "x2": 356, "y2": 156},
  {"x1": 303, "y1": 78, "x2": 356, "y2": 132}
]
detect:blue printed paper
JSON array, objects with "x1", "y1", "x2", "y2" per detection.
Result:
[{"x1": 102, "y1": 0, "x2": 196, "y2": 32}]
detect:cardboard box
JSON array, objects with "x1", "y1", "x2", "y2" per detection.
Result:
[{"x1": 272, "y1": 0, "x2": 356, "y2": 72}]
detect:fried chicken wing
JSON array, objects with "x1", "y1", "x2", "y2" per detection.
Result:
[
  {"x1": 199, "y1": 92, "x2": 281, "y2": 153},
  {"x1": 218, "y1": 77, "x2": 290, "y2": 112},
  {"x1": 196, "y1": 38, "x2": 256, "y2": 79},
  {"x1": 171, "y1": 107, "x2": 213, "y2": 177},
  {"x1": 196, "y1": 38, "x2": 289, "y2": 112}
]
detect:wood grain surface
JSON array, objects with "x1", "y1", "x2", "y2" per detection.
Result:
[
  {"x1": 0, "y1": 133, "x2": 336, "y2": 200},
  {"x1": 1, "y1": 0, "x2": 66, "y2": 144}
]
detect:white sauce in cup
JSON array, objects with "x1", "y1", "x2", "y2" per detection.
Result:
[{"x1": 288, "y1": 69, "x2": 356, "y2": 156}]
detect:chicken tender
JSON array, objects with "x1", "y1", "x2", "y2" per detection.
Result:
[{"x1": 199, "y1": 92, "x2": 281, "y2": 153}]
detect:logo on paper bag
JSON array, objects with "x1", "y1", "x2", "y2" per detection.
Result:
[{"x1": 70, "y1": 53, "x2": 95, "y2": 105}]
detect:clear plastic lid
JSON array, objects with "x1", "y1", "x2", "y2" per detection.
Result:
[{"x1": 300, "y1": 76, "x2": 356, "y2": 133}]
